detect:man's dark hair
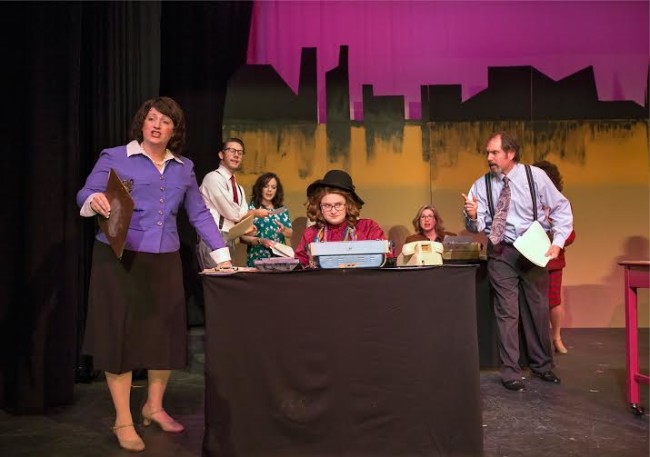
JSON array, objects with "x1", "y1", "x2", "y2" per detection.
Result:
[{"x1": 490, "y1": 131, "x2": 520, "y2": 162}]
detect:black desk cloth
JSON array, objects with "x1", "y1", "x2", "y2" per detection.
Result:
[{"x1": 202, "y1": 266, "x2": 483, "y2": 457}]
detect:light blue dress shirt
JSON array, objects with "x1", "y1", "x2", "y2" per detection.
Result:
[{"x1": 465, "y1": 163, "x2": 573, "y2": 248}]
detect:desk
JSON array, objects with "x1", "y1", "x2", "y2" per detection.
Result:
[
  {"x1": 619, "y1": 260, "x2": 650, "y2": 416},
  {"x1": 470, "y1": 260, "x2": 499, "y2": 368},
  {"x1": 202, "y1": 266, "x2": 483, "y2": 457}
]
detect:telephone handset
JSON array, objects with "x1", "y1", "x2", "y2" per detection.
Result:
[{"x1": 399, "y1": 240, "x2": 444, "y2": 266}]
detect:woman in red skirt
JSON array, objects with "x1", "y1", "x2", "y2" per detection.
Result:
[{"x1": 534, "y1": 160, "x2": 576, "y2": 354}]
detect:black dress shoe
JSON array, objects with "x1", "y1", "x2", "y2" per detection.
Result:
[
  {"x1": 532, "y1": 370, "x2": 561, "y2": 383},
  {"x1": 502, "y1": 380, "x2": 525, "y2": 391}
]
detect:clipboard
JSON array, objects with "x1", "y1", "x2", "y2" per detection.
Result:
[
  {"x1": 226, "y1": 214, "x2": 255, "y2": 241},
  {"x1": 98, "y1": 169, "x2": 135, "y2": 259}
]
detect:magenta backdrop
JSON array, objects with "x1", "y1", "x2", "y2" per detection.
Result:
[{"x1": 247, "y1": 0, "x2": 649, "y2": 121}]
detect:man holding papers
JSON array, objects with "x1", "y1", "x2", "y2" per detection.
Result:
[
  {"x1": 197, "y1": 138, "x2": 271, "y2": 267},
  {"x1": 462, "y1": 132, "x2": 573, "y2": 392}
]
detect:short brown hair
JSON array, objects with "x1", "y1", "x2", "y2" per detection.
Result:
[
  {"x1": 489, "y1": 131, "x2": 520, "y2": 162},
  {"x1": 220, "y1": 137, "x2": 245, "y2": 151},
  {"x1": 130, "y1": 97, "x2": 186, "y2": 155}
]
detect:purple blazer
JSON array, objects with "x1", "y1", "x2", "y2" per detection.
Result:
[{"x1": 76, "y1": 142, "x2": 225, "y2": 254}]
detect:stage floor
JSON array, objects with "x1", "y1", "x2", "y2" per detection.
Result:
[{"x1": 1, "y1": 328, "x2": 648, "y2": 457}]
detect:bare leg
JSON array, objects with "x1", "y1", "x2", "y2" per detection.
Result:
[
  {"x1": 144, "y1": 369, "x2": 170, "y2": 413},
  {"x1": 106, "y1": 371, "x2": 145, "y2": 450},
  {"x1": 551, "y1": 305, "x2": 567, "y2": 353},
  {"x1": 142, "y1": 370, "x2": 184, "y2": 432}
]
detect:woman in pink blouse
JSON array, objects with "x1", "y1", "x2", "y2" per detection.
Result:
[{"x1": 295, "y1": 170, "x2": 385, "y2": 266}]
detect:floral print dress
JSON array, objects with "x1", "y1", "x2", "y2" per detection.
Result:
[{"x1": 246, "y1": 203, "x2": 293, "y2": 267}]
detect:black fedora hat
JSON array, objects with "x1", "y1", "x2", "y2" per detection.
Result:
[{"x1": 306, "y1": 169, "x2": 365, "y2": 206}]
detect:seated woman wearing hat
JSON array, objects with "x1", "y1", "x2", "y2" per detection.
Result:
[{"x1": 295, "y1": 169, "x2": 386, "y2": 267}]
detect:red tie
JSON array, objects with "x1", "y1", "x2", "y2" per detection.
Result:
[{"x1": 230, "y1": 175, "x2": 239, "y2": 204}]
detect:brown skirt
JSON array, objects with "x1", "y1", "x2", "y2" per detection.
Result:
[{"x1": 83, "y1": 242, "x2": 187, "y2": 374}]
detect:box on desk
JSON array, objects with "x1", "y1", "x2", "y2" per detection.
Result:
[
  {"x1": 442, "y1": 236, "x2": 482, "y2": 261},
  {"x1": 309, "y1": 240, "x2": 390, "y2": 269}
]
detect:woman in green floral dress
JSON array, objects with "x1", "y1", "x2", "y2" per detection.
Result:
[{"x1": 242, "y1": 172, "x2": 293, "y2": 267}]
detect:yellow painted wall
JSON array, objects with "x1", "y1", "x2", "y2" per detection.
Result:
[{"x1": 227, "y1": 121, "x2": 650, "y2": 328}]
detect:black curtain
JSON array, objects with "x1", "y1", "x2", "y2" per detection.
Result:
[
  {"x1": 0, "y1": 1, "x2": 252, "y2": 414},
  {"x1": 160, "y1": 2, "x2": 253, "y2": 179},
  {"x1": 159, "y1": 2, "x2": 253, "y2": 326},
  {"x1": 1, "y1": 1, "x2": 87, "y2": 414}
]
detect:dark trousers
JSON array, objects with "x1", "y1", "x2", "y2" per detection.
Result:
[
  {"x1": 196, "y1": 235, "x2": 236, "y2": 270},
  {"x1": 487, "y1": 242, "x2": 553, "y2": 381}
]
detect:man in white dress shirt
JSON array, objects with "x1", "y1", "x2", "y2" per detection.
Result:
[{"x1": 197, "y1": 138, "x2": 269, "y2": 268}]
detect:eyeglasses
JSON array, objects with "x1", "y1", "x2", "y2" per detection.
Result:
[
  {"x1": 320, "y1": 202, "x2": 346, "y2": 212},
  {"x1": 420, "y1": 215, "x2": 435, "y2": 220},
  {"x1": 223, "y1": 147, "x2": 245, "y2": 156}
]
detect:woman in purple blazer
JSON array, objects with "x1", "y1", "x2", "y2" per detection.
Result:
[{"x1": 77, "y1": 97, "x2": 231, "y2": 452}]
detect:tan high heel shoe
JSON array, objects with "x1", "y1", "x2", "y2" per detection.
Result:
[
  {"x1": 554, "y1": 338, "x2": 568, "y2": 354},
  {"x1": 112, "y1": 423, "x2": 145, "y2": 452},
  {"x1": 142, "y1": 407, "x2": 185, "y2": 433}
]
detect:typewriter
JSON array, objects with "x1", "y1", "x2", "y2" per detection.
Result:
[
  {"x1": 442, "y1": 236, "x2": 483, "y2": 261},
  {"x1": 309, "y1": 240, "x2": 390, "y2": 269}
]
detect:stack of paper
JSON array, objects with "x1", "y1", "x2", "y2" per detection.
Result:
[
  {"x1": 513, "y1": 221, "x2": 551, "y2": 267},
  {"x1": 271, "y1": 242, "x2": 295, "y2": 258}
]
